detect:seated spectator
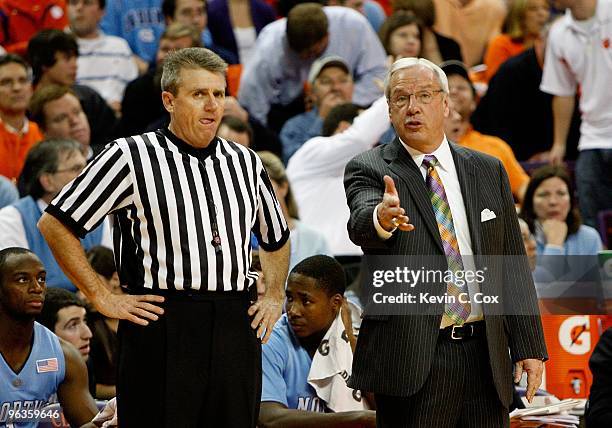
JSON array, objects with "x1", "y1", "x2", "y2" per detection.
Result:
[
  {"x1": 518, "y1": 217, "x2": 537, "y2": 272},
  {"x1": 99, "y1": 0, "x2": 165, "y2": 73},
  {"x1": 392, "y1": 0, "x2": 463, "y2": 63},
  {"x1": 69, "y1": 0, "x2": 139, "y2": 114},
  {"x1": 287, "y1": 96, "x2": 389, "y2": 256},
  {"x1": 238, "y1": 3, "x2": 387, "y2": 132},
  {"x1": 471, "y1": 32, "x2": 581, "y2": 162},
  {"x1": 217, "y1": 115, "x2": 253, "y2": 148},
  {"x1": 0, "y1": 139, "x2": 111, "y2": 291},
  {"x1": 0, "y1": 54, "x2": 43, "y2": 180},
  {"x1": 586, "y1": 328, "x2": 612, "y2": 427},
  {"x1": 162, "y1": 0, "x2": 239, "y2": 64},
  {"x1": 483, "y1": 0, "x2": 549, "y2": 82},
  {"x1": 0, "y1": 0, "x2": 68, "y2": 56},
  {"x1": 280, "y1": 56, "x2": 354, "y2": 163},
  {"x1": 86, "y1": 246, "x2": 121, "y2": 400},
  {"x1": 441, "y1": 60, "x2": 529, "y2": 202},
  {"x1": 520, "y1": 165, "x2": 603, "y2": 256},
  {"x1": 36, "y1": 287, "x2": 96, "y2": 395},
  {"x1": 378, "y1": 12, "x2": 423, "y2": 60},
  {"x1": 27, "y1": 29, "x2": 118, "y2": 152},
  {"x1": 258, "y1": 151, "x2": 330, "y2": 271},
  {"x1": 259, "y1": 255, "x2": 376, "y2": 426},
  {"x1": 119, "y1": 23, "x2": 201, "y2": 137},
  {"x1": 207, "y1": 0, "x2": 277, "y2": 65},
  {"x1": 432, "y1": 0, "x2": 506, "y2": 66},
  {"x1": 29, "y1": 85, "x2": 93, "y2": 159},
  {"x1": 0, "y1": 176, "x2": 18, "y2": 208},
  {"x1": 0, "y1": 247, "x2": 98, "y2": 426}
]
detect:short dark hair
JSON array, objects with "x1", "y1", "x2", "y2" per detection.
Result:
[
  {"x1": 520, "y1": 165, "x2": 581, "y2": 236},
  {"x1": 290, "y1": 255, "x2": 346, "y2": 296},
  {"x1": 0, "y1": 247, "x2": 36, "y2": 290},
  {"x1": 27, "y1": 30, "x2": 79, "y2": 84},
  {"x1": 322, "y1": 103, "x2": 361, "y2": 137},
  {"x1": 286, "y1": 3, "x2": 328, "y2": 54},
  {"x1": 0, "y1": 54, "x2": 31, "y2": 76},
  {"x1": 18, "y1": 138, "x2": 82, "y2": 199},
  {"x1": 29, "y1": 84, "x2": 75, "y2": 128},
  {"x1": 162, "y1": 0, "x2": 205, "y2": 19},
  {"x1": 36, "y1": 287, "x2": 85, "y2": 331},
  {"x1": 220, "y1": 115, "x2": 253, "y2": 145},
  {"x1": 392, "y1": 0, "x2": 435, "y2": 27},
  {"x1": 378, "y1": 11, "x2": 424, "y2": 56},
  {"x1": 86, "y1": 246, "x2": 116, "y2": 280}
]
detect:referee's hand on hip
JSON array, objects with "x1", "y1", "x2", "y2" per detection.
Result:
[{"x1": 94, "y1": 291, "x2": 165, "y2": 326}]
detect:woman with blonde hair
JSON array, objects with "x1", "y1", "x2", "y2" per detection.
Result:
[
  {"x1": 257, "y1": 151, "x2": 330, "y2": 271},
  {"x1": 484, "y1": 0, "x2": 549, "y2": 81}
]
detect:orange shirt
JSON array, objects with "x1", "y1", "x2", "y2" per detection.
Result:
[
  {"x1": 458, "y1": 127, "x2": 528, "y2": 198},
  {"x1": 484, "y1": 34, "x2": 525, "y2": 81},
  {"x1": 0, "y1": 119, "x2": 43, "y2": 181}
]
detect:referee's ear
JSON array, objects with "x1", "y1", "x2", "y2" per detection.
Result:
[{"x1": 162, "y1": 91, "x2": 176, "y2": 113}]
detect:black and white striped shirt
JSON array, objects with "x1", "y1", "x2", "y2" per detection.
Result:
[{"x1": 46, "y1": 128, "x2": 290, "y2": 292}]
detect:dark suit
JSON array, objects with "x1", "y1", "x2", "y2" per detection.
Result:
[{"x1": 344, "y1": 138, "x2": 547, "y2": 424}]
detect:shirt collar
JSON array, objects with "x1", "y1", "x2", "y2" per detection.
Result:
[
  {"x1": 1, "y1": 117, "x2": 29, "y2": 134},
  {"x1": 399, "y1": 135, "x2": 453, "y2": 173},
  {"x1": 161, "y1": 127, "x2": 218, "y2": 159}
]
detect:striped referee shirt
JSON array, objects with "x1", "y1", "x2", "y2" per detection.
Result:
[{"x1": 46, "y1": 128, "x2": 290, "y2": 292}]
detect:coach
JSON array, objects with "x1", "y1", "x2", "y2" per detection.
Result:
[{"x1": 38, "y1": 48, "x2": 290, "y2": 427}]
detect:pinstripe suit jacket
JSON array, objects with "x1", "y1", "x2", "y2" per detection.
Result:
[{"x1": 343, "y1": 138, "x2": 547, "y2": 407}]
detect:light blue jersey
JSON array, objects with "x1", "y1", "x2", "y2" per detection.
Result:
[
  {"x1": 0, "y1": 323, "x2": 65, "y2": 428},
  {"x1": 261, "y1": 314, "x2": 326, "y2": 412}
]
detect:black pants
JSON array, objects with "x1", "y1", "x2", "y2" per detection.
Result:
[
  {"x1": 375, "y1": 335, "x2": 509, "y2": 428},
  {"x1": 116, "y1": 291, "x2": 261, "y2": 428}
]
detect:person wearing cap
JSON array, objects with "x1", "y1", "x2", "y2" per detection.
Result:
[
  {"x1": 441, "y1": 60, "x2": 529, "y2": 203},
  {"x1": 280, "y1": 56, "x2": 354, "y2": 163}
]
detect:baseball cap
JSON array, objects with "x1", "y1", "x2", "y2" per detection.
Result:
[
  {"x1": 308, "y1": 56, "x2": 350, "y2": 84},
  {"x1": 439, "y1": 60, "x2": 471, "y2": 82}
]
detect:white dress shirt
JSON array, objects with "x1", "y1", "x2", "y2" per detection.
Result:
[{"x1": 374, "y1": 137, "x2": 483, "y2": 326}]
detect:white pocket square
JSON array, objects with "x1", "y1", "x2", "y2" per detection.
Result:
[{"x1": 480, "y1": 208, "x2": 497, "y2": 222}]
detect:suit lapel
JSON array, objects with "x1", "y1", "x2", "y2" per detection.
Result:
[
  {"x1": 383, "y1": 139, "x2": 444, "y2": 253},
  {"x1": 451, "y1": 143, "x2": 482, "y2": 255}
]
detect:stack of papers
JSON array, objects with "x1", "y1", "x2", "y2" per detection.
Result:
[{"x1": 509, "y1": 399, "x2": 582, "y2": 427}]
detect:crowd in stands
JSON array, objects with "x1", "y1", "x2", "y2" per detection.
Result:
[{"x1": 0, "y1": 0, "x2": 610, "y2": 422}]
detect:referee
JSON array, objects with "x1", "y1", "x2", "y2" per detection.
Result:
[{"x1": 38, "y1": 48, "x2": 291, "y2": 427}]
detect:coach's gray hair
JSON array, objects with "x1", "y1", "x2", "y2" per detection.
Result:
[
  {"x1": 384, "y1": 57, "x2": 449, "y2": 99},
  {"x1": 161, "y1": 47, "x2": 228, "y2": 95}
]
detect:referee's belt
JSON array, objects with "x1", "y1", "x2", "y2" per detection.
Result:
[{"x1": 439, "y1": 321, "x2": 486, "y2": 341}]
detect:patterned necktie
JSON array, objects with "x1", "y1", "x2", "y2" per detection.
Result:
[{"x1": 422, "y1": 155, "x2": 471, "y2": 325}]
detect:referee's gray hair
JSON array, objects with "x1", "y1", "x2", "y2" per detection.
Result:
[
  {"x1": 161, "y1": 47, "x2": 228, "y2": 95},
  {"x1": 383, "y1": 57, "x2": 449, "y2": 100}
]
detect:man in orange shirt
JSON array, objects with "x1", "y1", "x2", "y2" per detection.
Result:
[
  {"x1": 0, "y1": 54, "x2": 43, "y2": 181},
  {"x1": 441, "y1": 60, "x2": 529, "y2": 202}
]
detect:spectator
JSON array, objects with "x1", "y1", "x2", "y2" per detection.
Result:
[
  {"x1": 119, "y1": 22, "x2": 201, "y2": 137},
  {"x1": 483, "y1": 0, "x2": 549, "y2": 81},
  {"x1": 217, "y1": 115, "x2": 253, "y2": 147},
  {"x1": 69, "y1": 0, "x2": 139, "y2": 114},
  {"x1": 259, "y1": 255, "x2": 376, "y2": 426},
  {"x1": 238, "y1": 3, "x2": 387, "y2": 132},
  {"x1": 207, "y1": 0, "x2": 277, "y2": 65},
  {"x1": 287, "y1": 97, "x2": 390, "y2": 256},
  {"x1": 518, "y1": 217, "x2": 537, "y2": 272},
  {"x1": 27, "y1": 29, "x2": 118, "y2": 152},
  {"x1": 280, "y1": 56, "x2": 354, "y2": 163},
  {"x1": 471, "y1": 33, "x2": 581, "y2": 161},
  {"x1": 520, "y1": 165, "x2": 603, "y2": 277},
  {"x1": 29, "y1": 85, "x2": 92, "y2": 159},
  {"x1": 540, "y1": 0, "x2": 612, "y2": 228},
  {"x1": 36, "y1": 287, "x2": 96, "y2": 395},
  {"x1": 327, "y1": 0, "x2": 388, "y2": 32},
  {"x1": 0, "y1": 176, "x2": 18, "y2": 208},
  {"x1": 161, "y1": 0, "x2": 239, "y2": 64},
  {"x1": 432, "y1": 0, "x2": 507, "y2": 66},
  {"x1": 378, "y1": 12, "x2": 423, "y2": 60},
  {"x1": 0, "y1": 139, "x2": 111, "y2": 291},
  {"x1": 393, "y1": 0, "x2": 463, "y2": 63},
  {"x1": 0, "y1": 0, "x2": 68, "y2": 56},
  {"x1": 258, "y1": 151, "x2": 330, "y2": 271},
  {"x1": 86, "y1": 246, "x2": 121, "y2": 400},
  {"x1": 99, "y1": 0, "x2": 165, "y2": 73},
  {"x1": 0, "y1": 54, "x2": 43, "y2": 180},
  {"x1": 441, "y1": 60, "x2": 529, "y2": 202}
]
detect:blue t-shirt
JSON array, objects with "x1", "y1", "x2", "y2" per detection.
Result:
[
  {"x1": 0, "y1": 323, "x2": 66, "y2": 428},
  {"x1": 261, "y1": 314, "x2": 327, "y2": 412}
]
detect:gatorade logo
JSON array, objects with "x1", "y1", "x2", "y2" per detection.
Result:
[{"x1": 558, "y1": 316, "x2": 591, "y2": 355}]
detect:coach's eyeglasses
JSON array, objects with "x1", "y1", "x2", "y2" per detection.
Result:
[{"x1": 390, "y1": 89, "x2": 444, "y2": 108}]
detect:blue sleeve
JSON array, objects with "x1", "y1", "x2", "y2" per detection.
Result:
[
  {"x1": 0, "y1": 176, "x2": 18, "y2": 209},
  {"x1": 261, "y1": 332, "x2": 289, "y2": 406},
  {"x1": 99, "y1": 0, "x2": 122, "y2": 36},
  {"x1": 350, "y1": 16, "x2": 387, "y2": 107}
]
